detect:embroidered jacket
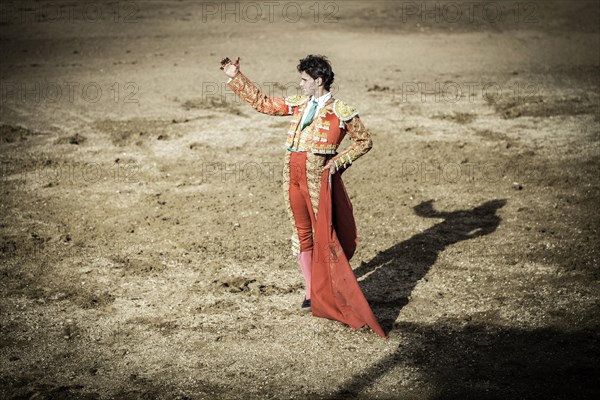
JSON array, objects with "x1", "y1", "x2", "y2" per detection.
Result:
[{"x1": 226, "y1": 71, "x2": 373, "y2": 171}]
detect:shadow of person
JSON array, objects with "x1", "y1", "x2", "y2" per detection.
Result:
[
  {"x1": 354, "y1": 198, "x2": 507, "y2": 333},
  {"x1": 329, "y1": 322, "x2": 599, "y2": 400}
]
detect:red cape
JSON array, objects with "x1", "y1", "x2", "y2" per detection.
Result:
[{"x1": 311, "y1": 169, "x2": 387, "y2": 338}]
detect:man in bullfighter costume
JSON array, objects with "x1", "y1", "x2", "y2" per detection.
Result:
[{"x1": 220, "y1": 55, "x2": 386, "y2": 338}]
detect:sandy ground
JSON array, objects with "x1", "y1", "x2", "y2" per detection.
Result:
[{"x1": 1, "y1": 1, "x2": 599, "y2": 399}]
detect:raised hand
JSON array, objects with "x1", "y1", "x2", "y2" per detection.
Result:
[{"x1": 220, "y1": 56, "x2": 240, "y2": 78}]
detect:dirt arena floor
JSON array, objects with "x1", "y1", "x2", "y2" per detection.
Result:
[{"x1": 1, "y1": 1, "x2": 599, "y2": 399}]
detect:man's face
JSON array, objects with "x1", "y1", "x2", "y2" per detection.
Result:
[{"x1": 299, "y1": 71, "x2": 321, "y2": 96}]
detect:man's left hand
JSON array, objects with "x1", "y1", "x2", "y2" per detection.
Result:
[{"x1": 322, "y1": 161, "x2": 336, "y2": 174}]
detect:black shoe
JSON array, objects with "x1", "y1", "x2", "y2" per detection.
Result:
[{"x1": 301, "y1": 297, "x2": 311, "y2": 310}]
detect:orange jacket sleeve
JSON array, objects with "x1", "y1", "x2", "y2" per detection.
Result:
[
  {"x1": 226, "y1": 71, "x2": 291, "y2": 116},
  {"x1": 331, "y1": 115, "x2": 373, "y2": 171}
]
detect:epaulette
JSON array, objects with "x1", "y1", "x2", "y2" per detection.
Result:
[
  {"x1": 285, "y1": 94, "x2": 309, "y2": 107},
  {"x1": 333, "y1": 99, "x2": 359, "y2": 121}
]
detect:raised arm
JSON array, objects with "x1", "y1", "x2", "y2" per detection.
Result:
[
  {"x1": 220, "y1": 56, "x2": 290, "y2": 116},
  {"x1": 227, "y1": 71, "x2": 290, "y2": 116}
]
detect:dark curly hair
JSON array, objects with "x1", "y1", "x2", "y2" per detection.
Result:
[{"x1": 297, "y1": 54, "x2": 334, "y2": 91}]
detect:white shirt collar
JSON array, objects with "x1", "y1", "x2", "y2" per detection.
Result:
[{"x1": 310, "y1": 91, "x2": 332, "y2": 108}]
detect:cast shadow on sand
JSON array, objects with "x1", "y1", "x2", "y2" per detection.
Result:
[
  {"x1": 325, "y1": 198, "x2": 598, "y2": 399},
  {"x1": 354, "y1": 198, "x2": 507, "y2": 333},
  {"x1": 328, "y1": 321, "x2": 598, "y2": 400}
]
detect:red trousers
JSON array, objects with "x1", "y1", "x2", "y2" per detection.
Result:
[{"x1": 288, "y1": 151, "x2": 316, "y2": 252}]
